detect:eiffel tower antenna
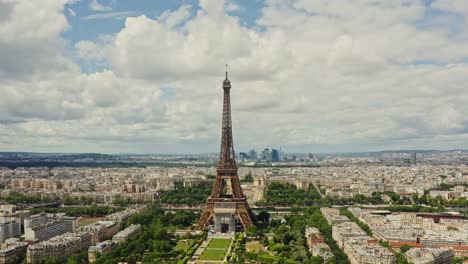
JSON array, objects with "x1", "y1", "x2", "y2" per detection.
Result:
[{"x1": 195, "y1": 69, "x2": 254, "y2": 232}]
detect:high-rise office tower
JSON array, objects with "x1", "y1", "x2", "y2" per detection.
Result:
[
  {"x1": 248, "y1": 149, "x2": 257, "y2": 160},
  {"x1": 262, "y1": 149, "x2": 271, "y2": 162},
  {"x1": 271, "y1": 149, "x2": 280, "y2": 162},
  {"x1": 411, "y1": 152, "x2": 417, "y2": 165}
]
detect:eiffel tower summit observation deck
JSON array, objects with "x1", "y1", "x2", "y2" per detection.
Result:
[{"x1": 194, "y1": 69, "x2": 254, "y2": 233}]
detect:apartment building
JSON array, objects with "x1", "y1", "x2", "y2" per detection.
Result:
[
  {"x1": 332, "y1": 222, "x2": 368, "y2": 249},
  {"x1": 0, "y1": 219, "x2": 20, "y2": 243},
  {"x1": 405, "y1": 247, "x2": 454, "y2": 264},
  {"x1": 79, "y1": 221, "x2": 118, "y2": 245},
  {"x1": 88, "y1": 240, "x2": 118, "y2": 263},
  {"x1": 344, "y1": 240, "x2": 396, "y2": 264},
  {"x1": 0, "y1": 239, "x2": 28, "y2": 264},
  {"x1": 24, "y1": 213, "x2": 77, "y2": 242},
  {"x1": 26, "y1": 232, "x2": 92, "y2": 263},
  {"x1": 305, "y1": 227, "x2": 333, "y2": 260},
  {"x1": 112, "y1": 224, "x2": 141, "y2": 243}
]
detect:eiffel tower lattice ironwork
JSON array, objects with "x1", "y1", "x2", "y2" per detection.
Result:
[{"x1": 194, "y1": 69, "x2": 254, "y2": 231}]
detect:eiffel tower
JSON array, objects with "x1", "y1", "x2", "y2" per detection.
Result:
[{"x1": 194, "y1": 69, "x2": 254, "y2": 232}]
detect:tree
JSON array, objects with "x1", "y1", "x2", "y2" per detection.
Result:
[
  {"x1": 261, "y1": 182, "x2": 321, "y2": 206},
  {"x1": 246, "y1": 226, "x2": 258, "y2": 238},
  {"x1": 396, "y1": 253, "x2": 409, "y2": 264},
  {"x1": 340, "y1": 208, "x2": 372, "y2": 236},
  {"x1": 452, "y1": 257, "x2": 468, "y2": 264},
  {"x1": 439, "y1": 175, "x2": 447, "y2": 184},
  {"x1": 93, "y1": 204, "x2": 199, "y2": 264},
  {"x1": 241, "y1": 173, "x2": 254, "y2": 183},
  {"x1": 66, "y1": 251, "x2": 89, "y2": 264},
  {"x1": 257, "y1": 210, "x2": 270, "y2": 227},
  {"x1": 159, "y1": 183, "x2": 212, "y2": 205},
  {"x1": 260, "y1": 235, "x2": 269, "y2": 247},
  {"x1": 400, "y1": 244, "x2": 411, "y2": 254},
  {"x1": 39, "y1": 257, "x2": 59, "y2": 264}
]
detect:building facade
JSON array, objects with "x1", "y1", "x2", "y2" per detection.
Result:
[{"x1": 0, "y1": 219, "x2": 20, "y2": 243}]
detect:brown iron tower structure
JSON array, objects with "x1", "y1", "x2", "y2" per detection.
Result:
[{"x1": 194, "y1": 70, "x2": 254, "y2": 231}]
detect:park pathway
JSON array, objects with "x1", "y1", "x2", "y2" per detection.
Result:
[{"x1": 187, "y1": 238, "x2": 211, "y2": 264}]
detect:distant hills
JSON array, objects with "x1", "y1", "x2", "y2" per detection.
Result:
[{"x1": 0, "y1": 149, "x2": 467, "y2": 156}]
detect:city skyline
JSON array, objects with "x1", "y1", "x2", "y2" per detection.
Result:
[
  {"x1": 1, "y1": 2, "x2": 467, "y2": 261},
  {"x1": 1, "y1": 148, "x2": 467, "y2": 156},
  {"x1": 1, "y1": 0, "x2": 468, "y2": 154}
]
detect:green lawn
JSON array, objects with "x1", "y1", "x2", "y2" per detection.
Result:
[
  {"x1": 207, "y1": 238, "x2": 231, "y2": 249},
  {"x1": 198, "y1": 238, "x2": 231, "y2": 261},
  {"x1": 199, "y1": 249, "x2": 226, "y2": 261},
  {"x1": 175, "y1": 240, "x2": 192, "y2": 252},
  {"x1": 246, "y1": 241, "x2": 263, "y2": 252},
  {"x1": 78, "y1": 217, "x2": 103, "y2": 227}
]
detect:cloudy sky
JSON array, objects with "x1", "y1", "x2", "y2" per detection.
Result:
[{"x1": 0, "y1": 0, "x2": 467, "y2": 154}]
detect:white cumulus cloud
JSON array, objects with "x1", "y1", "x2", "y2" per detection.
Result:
[
  {"x1": 1, "y1": 0, "x2": 468, "y2": 153},
  {"x1": 89, "y1": 0, "x2": 112, "y2": 11}
]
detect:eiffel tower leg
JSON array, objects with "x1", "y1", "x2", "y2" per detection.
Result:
[
  {"x1": 195, "y1": 203, "x2": 214, "y2": 231},
  {"x1": 211, "y1": 177, "x2": 224, "y2": 198},
  {"x1": 230, "y1": 175, "x2": 243, "y2": 198},
  {"x1": 236, "y1": 202, "x2": 254, "y2": 229}
]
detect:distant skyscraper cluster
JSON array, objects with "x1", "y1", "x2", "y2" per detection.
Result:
[{"x1": 238, "y1": 148, "x2": 295, "y2": 163}]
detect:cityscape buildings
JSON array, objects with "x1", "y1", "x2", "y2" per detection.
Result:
[
  {"x1": 405, "y1": 248, "x2": 454, "y2": 264},
  {"x1": 305, "y1": 227, "x2": 333, "y2": 260},
  {"x1": 0, "y1": 151, "x2": 465, "y2": 263},
  {"x1": 0, "y1": 239, "x2": 27, "y2": 264},
  {"x1": 25, "y1": 206, "x2": 145, "y2": 263},
  {"x1": 347, "y1": 207, "x2": 467, "y2": 258},
  {"x1": 88, "y1": 240, "x2": 118, "y2": 263},
  {"x1": 24, "y1": 213, "x2": 77, "y2": 242},
  {"x1": 0, "y1": 220, "x2": 20, "y2": 243},
  {"x1": 1, "y1": 0, "x2": 468, "y2": 263}
]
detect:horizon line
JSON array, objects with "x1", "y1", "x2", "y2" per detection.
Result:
[{"x1": 0, "y1": 149, "x2": 466, "y2": 156}]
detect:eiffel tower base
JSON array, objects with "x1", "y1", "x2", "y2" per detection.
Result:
[
  {"x1": 194, "y1": 199, "x2": 254, "y2": 231},
  {"x1": 214, "y1": 214, "x2": 235, "y2": 233}
]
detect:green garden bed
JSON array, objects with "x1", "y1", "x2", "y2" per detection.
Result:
[{"x1": 207, "y1": 238, "x2": 231, "y2": 249}]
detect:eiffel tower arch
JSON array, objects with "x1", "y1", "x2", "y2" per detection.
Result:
[{"x1": 194, "y1": 70, "x2": 255, "y2": 232}]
